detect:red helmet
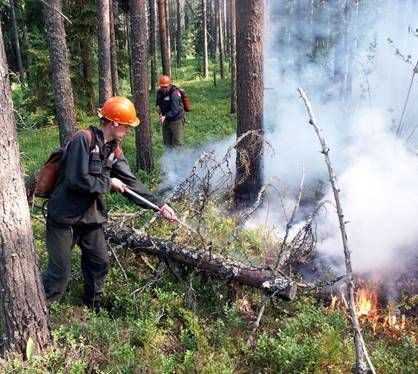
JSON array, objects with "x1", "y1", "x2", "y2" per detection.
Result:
[
  {"x1": 159, "y1": 75, "x2": 171, "y2": 87},
  {"x1": 99, "y1": 96, "x2": 140, "y2": 127}
]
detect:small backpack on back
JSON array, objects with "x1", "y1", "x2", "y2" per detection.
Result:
[
  {"x1": 174, "y1": 87, "x2": 191, "y2": 112},
  {"x1": 34, "y1": 129, "x2": 94, "y2": 198}
]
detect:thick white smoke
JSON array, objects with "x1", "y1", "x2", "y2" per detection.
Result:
[
  {"x1": 262, "y1": 0, "x2": 418, "y2": 274},
  {"x1": 159, "y1": 0, "x2": 418, "y2": 276}
]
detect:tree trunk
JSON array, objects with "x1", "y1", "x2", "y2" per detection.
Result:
[
  {"x1": 0, "y1": 25, "x2": 51, "y2": 357},
  {"x1": 158, "y1": 0, "x2": 171, "y2": 76},
  {"x1": 97, "y1": 0, "x2": 112, "y2": 106},
  {"x1": 104, "y1": 222, "x2": 297, "y2": 301},
  {"x1": 216, "y1": 0, "x2": 225, "y2": 79},
  {"x1": 176, "y1": 0, "x2": 182, "y2": 67},
  {"x1": 130, "y1": 0, "x2": 153, "y2": 172},
  {"x1": 80, "y1": 38, "x2": 97, "y2": 115},
  {"x1": 9, "y1": 0, "x2": 25, "y2": 87},
  {"x1": 125, "y1": 12, "x2": 133, "y2": 94},
  {"x1": 149, "y1": 0, "x2": 158, "y2": 91},
  {"x1": 22, "y1": 24, "x2": 32, "y2": 84},
  {"x1": 202, "y1": 0, "x2": 209, "y2": 78},
  {"x1": 109, "y1": 0, "x2": 120, "y2": 96},
  {"x1": 165, "y1": 0, "x2": 172, "y2": 60},
  {"x1": 43, "y1": 0, "x2": 77, "y2": 146},
  {"x1": 210, "y1": 0, "x2": 218, "y2": 60},
  {"x1": 234, "y1": 0, "x2": 264, "y2": 205},
  {"x1": 230, "y1": 0, "x2": 236, "y2": 113}
]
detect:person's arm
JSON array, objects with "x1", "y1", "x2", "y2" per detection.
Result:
[
  {"x1": 110, "y1": 152, "x2": 164, "y2": 210},
  {"x1": 164, "y1": 90, "x2": 183, "y2": 121},
  {"x1": 64, "y1": 132, "x2": 111, "y2": 194}
]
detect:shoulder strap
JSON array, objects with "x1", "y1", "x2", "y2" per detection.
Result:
[
  {"x1": 81, "y1": 129, "x2": 93, "y2": 144},
  {"x1": 114, "y1": 145, "x2": 122, "y2": 159}
]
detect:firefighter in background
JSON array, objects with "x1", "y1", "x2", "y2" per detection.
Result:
[
  {"x1": 156, "y1": 75, "x2": 186, "y2": 148},
  {"x1": 43, "y1": 96, "x2": 178, "y2": 311}
]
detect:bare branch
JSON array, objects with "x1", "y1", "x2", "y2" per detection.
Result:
[
  {"x1": 39, "y1": 0, "x2": 73, "y2": 24},
  {"x1": 298, "y1": 87, "x2": 375, "y2": 374}
]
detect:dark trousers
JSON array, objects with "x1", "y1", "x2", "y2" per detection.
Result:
[
  {"x1": 43, "y1": 220, "x2": 109, "y2": 306},
  {"x1": 162, "y1": 118, "x2": 185, "y2": 148}
]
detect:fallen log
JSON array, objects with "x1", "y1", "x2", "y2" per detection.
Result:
[{"x1": 104, "y1": 222, "x2": 297, "y2": 301}]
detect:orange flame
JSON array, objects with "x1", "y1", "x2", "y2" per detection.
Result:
[{"x1": 355, "y1": 288, "x2": 378, "y2": 318}]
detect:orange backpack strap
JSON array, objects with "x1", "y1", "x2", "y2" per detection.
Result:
[
  {"x1": 81, "y1": 129, "x2": 93, "y2": 144},
  {"x1": 114, "y1": 145, "x2": 122, "y2": 159}
]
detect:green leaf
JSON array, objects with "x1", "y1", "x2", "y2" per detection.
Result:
[{"x1": 26, "y1": 336, "x2": 34, "y2": 361}]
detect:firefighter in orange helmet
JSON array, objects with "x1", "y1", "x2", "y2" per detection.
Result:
[
  {"x1": 43, "y1": 96, "x2": 177, "y2": 312},
  {"x1": 156, "y1": 75, "x2": 186, "y2": 148}
]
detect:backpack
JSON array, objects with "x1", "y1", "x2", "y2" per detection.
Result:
[
  {"x1": 175, "y1": 87, "x2": 191, "y2": 112},
  {"x1": 33, "y1": 129, "x2": 122, "y2": 199}
]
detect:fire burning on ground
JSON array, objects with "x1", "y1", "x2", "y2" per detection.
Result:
[{"x1": 329, "y1": 279, "x2": 414, "y2": 339}]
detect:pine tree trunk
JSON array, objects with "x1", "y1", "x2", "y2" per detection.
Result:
[
  {"x1": 334, "y1": 0, "x2": 345, "y2": 99},
  {"x1": 125, "y1": 12, "x2": 133, "y2": 94},
  {"x1": 109, "y1": 0, "x2": 120, "y2": 96},
  {"x1": 149, "y1": 0, "x2": 158, "y2": 91},
  {"x1": 216, "y1": 0, "x2": 225, "y2": 79},
  {"x1": 43, "y1": 0, "x2": 77, "y2": 146},
  {"x1": 80, "y1": 38, "x2": 97, "y2": 115},
  {"x1": 202, "y1": 0, "x2": 209, "y2": 78},
  {"x1": 22, "y1": 24, "x2": 32, "y2": 84},
  {"x1": 9, "y1": 0, "x2": 25, "y2": 87},
  {"x1": 165, "y1": 0, "x2": 172, "y2": 60},
  {"x1": 130, "y1": 0, "x2": 153, "y2": 172},
  {"x1": 230, "y1": 0, "x2": 236, "y2": 113},
  {"x1": 211, "y1": 0, "x2": 218, "y2": 60},
  {"x1": 97, "y1": 0, "x2": 112, "y2": 106},
  {"x1": 234, "y1": 0, "x2": 264, "y2": 205},
  {"x1": 0, "y1": 25, "x2": 51, "y2": 357},
  {"x1": 176, "y1": 0, "x2": 182, "y2": 67},
  {"x1": 158, "y1": 0, "x2": 171, "y2": 76}
]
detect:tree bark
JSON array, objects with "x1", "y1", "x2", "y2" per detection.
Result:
[
  {"x1": 9, "y1": 0, "x2": 25, "y2": 87},
  {"x1": 230, "y1": 0, "x2": 236, "y2": 113},
  {"x1": 158, "y1": 0, "x2": 171, "y2": 76},
  {"x1": 104, "y1": 222, "x2": 297, "y2": 301},
  {"x1": 209, "y1": 0, "x2": 217, "y2": 60},
  {"x1": 109, "y1": 0, "x2": 120, "y2": 96},
  {"x1": 149, "y1": 0, "x2": 158, "y2": 91},
  {"x1": 43, "y1": 0, "x2": 77, "y2": 146},
  {"x1": 80, "y1": 38, "x2": 97, "y2": 115},
  {"x1": 130, "y1": 0, "x2": 154, "y2": 172},
  {"x1": 202, "y1": 0, "x2": 209, "y2": 78},
  {"x1": 97, "y1": 0, "x2": 112, "y2": 106},
  {"x1": 216, "y1": 0, "x2": 225, "y2": 79},
  {"x1": 0, "y1": 24, "x2": 51, "y2": 357},
  {"x1": 22, "y1": 24, "x2": 32, "y2": 84},
  {"x1": 234, "y1": 0, "x2": 264, "y2": 205},
  {"x1": 176, "y1": 0, "x2": 182, "y2": 67}
]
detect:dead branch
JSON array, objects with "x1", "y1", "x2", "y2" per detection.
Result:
[
  {"x1": 103, "y1": 221, "x2": 297, "y2": 301},
  {"x1": 298, "y1": 87, "x2": 375, "y2": 374},
  {"x1": 247, "y1": 169, "x2": 305, "y2": 345},
  {"x1": 275, "y1": 167, "x2": 305, "y2": 272}
]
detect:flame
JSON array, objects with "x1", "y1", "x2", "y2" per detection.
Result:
[
  {"x1": 328, "y1": 285, "x2": 407, "y2": 336},
  {"x1": 355, "y1": 288, "x2": 378, "y2": 318}
]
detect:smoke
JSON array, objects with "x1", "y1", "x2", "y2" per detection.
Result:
[
  {"x1": 262, "y1": 0, "x2": 418, "y2": 275},
  {"x1": 158, "y1": 0, "x2": 418, "y2": 277}
]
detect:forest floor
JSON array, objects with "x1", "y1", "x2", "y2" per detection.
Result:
[{"x1": 3, "y1": 68, "x2": 417, "y2": 373}]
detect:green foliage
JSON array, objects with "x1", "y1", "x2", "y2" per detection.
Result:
[{"x1": 8, "y1": 60, "x2": 417, "y2": 374}]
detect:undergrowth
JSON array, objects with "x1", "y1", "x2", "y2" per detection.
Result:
[{"x1": 4, "y1": 61, "x2": 417, "y2": 373}]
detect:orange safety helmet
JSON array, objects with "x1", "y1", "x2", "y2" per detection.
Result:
[
  {"x1": 98, "y1": 96, "x2": 140, "y2": 127},
  {"x1": 159, "y1": 75, "x2": 171, "y2": 87}
]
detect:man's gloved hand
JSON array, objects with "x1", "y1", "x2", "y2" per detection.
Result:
[{"x1": 159, "y1": 204, "x2": 178, "y2": 222}]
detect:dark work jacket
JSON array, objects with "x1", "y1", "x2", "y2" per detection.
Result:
[
  {"x1": 47, "y1": 126, "x2": 164, "y2": 225},
  {"x1": 156, "y1": 85, "x2": 185, "y2": 122}
]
